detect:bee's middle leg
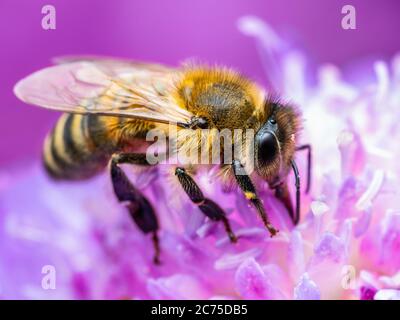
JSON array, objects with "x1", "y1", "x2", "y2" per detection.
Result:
[
  {"x1": 174, "y1": 167, "x2": 238, "y2": 243},
  {"x1": 232, "y1": 160, "x2": 279, "y2": 237},
  {"x1": 110, "y1": 153, "x2": 161, "y2": 264}
]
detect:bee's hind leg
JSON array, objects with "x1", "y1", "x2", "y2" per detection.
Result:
[
  {"x1": 175, "y1": 167, "x2": 238, "y2": 243},
  {"x1": 110, "y1": 153, "x2": 161, "y2": 264}
]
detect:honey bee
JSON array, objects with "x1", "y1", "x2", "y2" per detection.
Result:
[{"x1": 14, "y1": 56, "x2": 311, "y2": 264}]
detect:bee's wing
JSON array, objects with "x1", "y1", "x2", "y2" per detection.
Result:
[
  {"x1": 52, "y1": 55, "x2": 174, "y2": 73},
  {"x1": 14, "y1": 60, "x2": 193, "y2": 125}
]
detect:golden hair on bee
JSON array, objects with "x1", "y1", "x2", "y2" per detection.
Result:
[{"x1": 173, "y1": 62, "x2": 265, "y2": 130}]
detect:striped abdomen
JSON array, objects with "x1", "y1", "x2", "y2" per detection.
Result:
[{"x1": 43, "y1": 113, "x2": 153, "y2": 180}]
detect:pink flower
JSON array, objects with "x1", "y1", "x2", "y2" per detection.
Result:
[{"x1": 1, "y1": 17, "x2": 399, "y2": 300}]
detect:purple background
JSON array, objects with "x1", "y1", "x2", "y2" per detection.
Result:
[{"x1": 1, "y1": 0, "x2": 399, "y2": 166}]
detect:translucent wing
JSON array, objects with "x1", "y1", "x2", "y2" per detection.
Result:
[
  {"x1": 14, "y1": 59, "x2": 194, "y2": 125},
  {"x1": 52, "y1": 55, "x2": 174, "y2": 73}
]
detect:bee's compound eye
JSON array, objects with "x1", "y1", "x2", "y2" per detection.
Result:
[{"x1": 257, "y1": 131, "x2": 278, "y2": 164}]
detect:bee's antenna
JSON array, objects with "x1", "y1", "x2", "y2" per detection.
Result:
[{"x1": 290, "y1": 159, "x2": 300, "y2": 225}]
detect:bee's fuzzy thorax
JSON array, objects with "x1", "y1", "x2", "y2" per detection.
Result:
[{"x1": 173, "y1": 65, "x2": 265, "y2": 130}]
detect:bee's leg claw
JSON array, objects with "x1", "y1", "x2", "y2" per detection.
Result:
[
  {"x1": 221, "y1": 216, "x2": 238, "y2": 243},
  {"x1": 267, "y1": 225, "x2": 279, "y2": 237},
  {"x1": 175, "y1": 167, "x2": 236, "y2": 243},
  {"x1": 229, "y1": 234, "x2": 238, "y2": 243}
]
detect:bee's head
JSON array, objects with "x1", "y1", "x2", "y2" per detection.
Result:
[{"x1": 254, "y1": 100, "x2": 300, "y2": 184}]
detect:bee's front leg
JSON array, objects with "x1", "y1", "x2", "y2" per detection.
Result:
[
  {"x1": 174, "y1": 167, "x2": 238, "y2": 243},
  {"x1": 110, "y1": 153, "x2": 161, "y2": 264},
  {"x1": 274, "y1": 182, "x2": 297, "y2": 225},
  {"x1": 232, "y1": 160, "x2": 278, "y2": 237},
  {"x1": 296, "y1": 144, "x2": 312, "y2": 194}
]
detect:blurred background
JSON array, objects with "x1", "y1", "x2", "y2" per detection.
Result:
[{"x1": 0, "y1": 0, "x2": 399, "y2": 167}]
